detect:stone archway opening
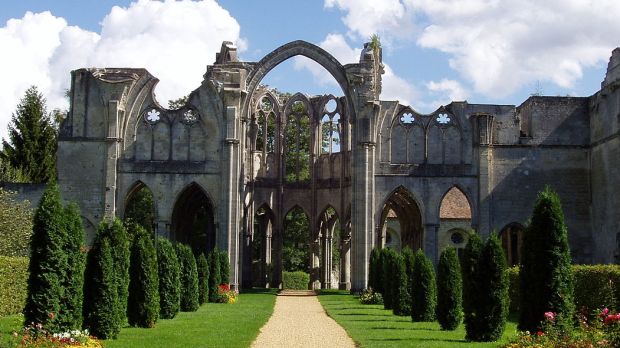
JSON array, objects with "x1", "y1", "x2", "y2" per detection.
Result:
[
  {"x1": 438, "y1": 186, "x2": 472, "y2": 254},
  {"x1": 171, "y1": 183, "x2": 215, "y2": 255},
  {"x1": 500, "y1": 223, "x2": 524, "y2": 266},
  {"x1": 318, "y1": 206, "x2": 340, "y2": 289},
  {"x1": 379, "y1": 187, "x2": 423, "y2": 251},
  {"x1": 124, "y1": 181, "x2": 155, "y2": 233},
  {"x1": 252, "y1": 204, "x2": 274, "y2": 287}
]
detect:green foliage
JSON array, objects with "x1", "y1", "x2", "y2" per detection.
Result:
[
  {"x1": 219, "y1": 250, "x2": 230, "y2": 284},
  {"x1": 282, "y1": 271, "x2": 309, "y2": 290},
  {"x1": 23, "y1": 183, "x2": 67, "y2": 332},
  {"x1": 436, "y1": 247, "x2": 463, "y2": 331},
  {"x1": 283, "y1": 207, "x2": 309, "y2": 272},
  {"x1": 0, "y1": 188, "x2": 33, "y2": 257},
  {"x1": 284, "y1": 110, "x2": 311, "y2": 182},
  {"x1": 369, "y1": 34, "x2": 381, "y2": 54},
  {"x1": 0, "y1": 157, "x2": 28, "y2": 183},
  {"x1": 402, "y1": 246, "x2": 416, "y2": 285},
  {"x1": 59, "y1": 202, "x2": 85, "y2": 331},
  {"x1": 462, "y1": 233, "x2": 483, "y2": 339},
  {"x1": 97, "y1": 219, "x2": 130, "y2": 326},
  {"x1": 376, "y1": 248, "x2": 388, "y2": 295},
  {"x1": 0, "y1": 256, "x2": 28, "y2": 316},
  {"x1": 519, "y1": 186, "x2": 575, "y2": 332},
  {"x1": 1, "y1": 86, "x2": 57, "y2": 183},
  {"x1": 507, "y1": 266, "x2": 520, "y2": 314},
  {"x1": 196, "y1": 253, "x2": 209, "y2": 305},
  {"x1": 208, "y1": 248, "x2": 221, "y2": 303},
  {"x1": 470, "y1": 234, "x2": 508, "y2": 342},
  {"x1": 83, "y1": 236, "x2": 121, "y2": 339},
  {"x1": 156, "y1": 238, "x2": 180, "y2": 319},
  {"x1": 124, "y1": 186, "x2": 154, "y2": 233},
  {"x1": 368, "y1": 247, "x2": 381, "y2": 291},
  {"x1": 392, "y1": 253, "x2": 411, "y2": 316},
  {"x1": 359, "y1": 288, "x2": 383, "y2": 305},
  {"x1": 127, "y1": 227, "x2": 159, "y2": 327},
  {"x1": 176, "y1": 244, "x2": 199, "y2": 312},
  {"x1": 382, "y1": 248, "x2": 398, "y2": 310},
  {"x1": 411, "y1": 249, "x2": 437, "y2": 322},
  {"x1": 167, "y1": 95, "x2": 188, "y2": 110}
]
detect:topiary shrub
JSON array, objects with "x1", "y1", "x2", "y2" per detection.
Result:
[
  {"x1": 176, "y1": 244, "x2": 199, "y2": 312},
  {"x1": 411, "y1": 249, "x2": 437, "y2": 322},
  {"x1": 519, "y1": 186, "x2": 574, "y2": 332},
  {"x1": 462, "y1": 233, "x2": 483, "y2": 340},
  {"x1": 368, "y1": 247, "x2": 381, "y2": 291},
  {"x1": 282, "y1": 271, "x2": 309, "y2": 290},
  {"x1": 157, "y1": 238, "x2": 180, "y2": 319},
  {"x1": 470, "y1": 234, "x2": 508, "y2": 342},
  {"x1": 0, "y1": 256, "x2": 28, "y2": 316},
  {"x1": 382, "y1": 248, "x2": 398, "y2": 310},
  {"x1": 83, "y1": 236, "x2": 121, "y2": 339},
  {"x1": 97, "y1": 219, "x2": 130, "y2": 326},
  {"x1": 208, "y1": 248, "x2": 221, "y2": 303},
  {"x1": 59, "y1": 202, "x2": 86, "y2": 331},
  {"x1": 402, "y1": 246, "x2": 416, "y2": 289},
  {"x1": 23, "y1": 183, "x2": 67, "y2": 332},
  {"x1": 392, "y1": 252, "x2": 410, "y2": 316},
  {"x1": 197, "y1": 253, "x2": 209, "y2": 305},
  {"x1": 219, "y1": 250, "x2": 230, "y2": 284},
  {"x1": 127, "y1": 226, "x2": 159, "y2": 328},
  {"x1": 436, "y1": 247, "x2": 463, "y2": 331}
]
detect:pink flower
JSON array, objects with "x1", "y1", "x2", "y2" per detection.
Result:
[
  {"x1": 544, "y1": 311, "x2": 555, "y2": 322},
  {"x1": 601, "y1": 308, "x2": 610, "y2": 317}
]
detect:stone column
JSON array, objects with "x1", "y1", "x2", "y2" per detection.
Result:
[
  {"x1": 339, "y1": 227, "x2": 351, "y2": 290},
  {"x1": 104, "y1": 100, "x2": 121, "y2": 219},
  {"x1": 310, "y1": 239, "x2": 321, "y2": 289},
  {"x1": 263, "y1": 221, "x2": 272, "y2": 287},
  {"x1": 424, "y1": 223, "x2": 440, "y2": 264}
]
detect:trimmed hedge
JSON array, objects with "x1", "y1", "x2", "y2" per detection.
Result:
[
  {"x1": 411, "y1": 249, "x2": 437, "y2": 322},
  {"x1": 219, "y1": 250, "x2": 230, "y2": 284},
  {"x1": 197, "y1": 253, "x2": 209, "y2": 305},
  {"x1": 157, "y1": 239, "x2": 180, "y2": 319},
  {"x1": 127, "y1": 227, "x2": 159, "y2": 328},
  {"x1": 0, "y1": 256, "x2": 28, "y2": 317},
  {"x1": 368, "y1": 247, "x2": 381, "y2": 291},
  {"x1": 436, "y1": 247, "x2": 463, "y2": 331},
  {"x1": 208, "y1": 249, "x2": 221, "y2": 303},
  {"x1": 176, "y1": 244, "x2": 199, "y2": 312},
  {"x1": 282, "y1": 271, "x2": 309, "y2": 290}
]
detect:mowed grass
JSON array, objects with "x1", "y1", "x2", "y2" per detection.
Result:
[
  {"x1": 318, "y1": 291, "x2": 519, "y2": 348},
  {"x1": 0, "y1": 289, "x2": 276, "y2": 348}
]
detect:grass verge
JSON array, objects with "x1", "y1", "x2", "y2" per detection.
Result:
[{"x1": 318, "y1": 290, "x2": 518, "y2": 348}]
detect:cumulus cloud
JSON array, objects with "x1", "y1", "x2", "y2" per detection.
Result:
[
  {"x1": 0, "y1": 0, "x2": 243, "y2": 141},
  {"x1": 425, "y1": 78, "x2": 469, "y2": 107}
]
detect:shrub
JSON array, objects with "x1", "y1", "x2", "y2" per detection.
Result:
[
  {"x1": 219, "y1": 249, "x2": 230, "y2": 284},
  {"x1": 368, "y1": 247, "x2": 381, "y2": 291},
  {"x1": 83, "y1": 236, "x2": 121, "y2": 339},
  {"x1": 359, "y1": 288, "x2": 383, "y2": 305},
  {"x1": 24, "y1": 183, "x2": 67, "y2": 332},
  {"x1": 519, "y1": 186, "x2": 574, "y2": 332},
  {"x1": 411, "y1": 249, "x2": 436, "y2": 322},
  {"x1": 507, "y1": 266, "x2": 520, "y2": 314},
  {"x1": 59, "y1": 202, "x2": 86, "y2": 331},
  {"x1": 436, "y1": 247, "x2": 463, "y2": 331},
  {"x1": 215, "y1": 283, "x2": 237, "y2": 304},
  {"x1": 381, "y1": 248, "x2": 398, "y2": 310},
  {"x1": 0, "y1": 256, "x2": 28, "y2": 316},
  {"x1": 0, "y1": 188, "x2": 33, "y2": 257},
  {"x1": 197, "y1": 253, "x2": 209, "y2": 305},
  {"x1": 462, "y1": 233, "x2": 483, "y2": 340},
  {"x1": 97, "y1": 219, "x2": 130, "y2": 326},
  {"x1": 127, "y1": 226, "x2": 159, "y2": 327},
  {"x1": 470, "y1": 234, "x2": 509, "y2": 342},
  {"x1": 376, "y1": 248, "x2": 388, "y2": 295},
  {"x1": 157, "y1": 238, "x2": 180, "y2": 319},
  {"x1": 402, "y1": 246, "x2": 416, "y2": 290},
  {"x1": 392, "y1": 252, "x2": 410, "y2": 316},
  {"x1": 208, "y1": 248, "x2": 221, "y2": 302},
  {"x1": 282, "y1": 271, "x2": 309, "y2": 290},
  {"x1": 123, "y1": 186, "x2": 154, "y2": 233},
  {"x1": 176, "y1": 244, "x2": 199, "y2": 312}
]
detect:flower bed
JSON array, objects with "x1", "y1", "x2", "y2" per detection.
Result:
[
  {"x1": 6, "y1": 323, "x2": 102, "y2": 348},
  {"x1": 216, "y1": 284, "x2": 237, "y2": 304}
]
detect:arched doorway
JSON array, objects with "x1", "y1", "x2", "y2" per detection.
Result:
[
  {"x1": 124, "y1": 181, "x2": 155, "y2": 233},
  {"x1": 438, "y1": 186, "x2": 472, "y2": 253},
  {"x1": 500, "y1": 223, "x2": 524, "y2": 266},
  {"x1": 171, "y1": 183, "x2": 215, "y2": 255},
  {"x1": 318, "y1": 206, "x2": 340, "y2": 289},
  {"x1": 252, "y1": 204, "x2": 274, "y2": 287},
  {"x1": 379, "y1": 187, "x2": 423, "y2": 251}
]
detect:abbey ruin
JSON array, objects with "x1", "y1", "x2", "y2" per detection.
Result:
[{"x1": 56, "y1": 41, "x2": 620, "y2": 291}]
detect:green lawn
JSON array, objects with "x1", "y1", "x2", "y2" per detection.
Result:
[
  {"x1": 318, "y1": 291, "x2": 518, "y2": 348},
  {"x1": 0, "y1": 289, "x2": 276, "y2": 348}
]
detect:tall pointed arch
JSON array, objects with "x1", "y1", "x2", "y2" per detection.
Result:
[
  {"x1": 124, "y1": 181, "x2": 156, "y2": 233},
  {"x1": 171, "y1": 182, "x2": 215, "y2": 255},
  {"x1": 439, "y1": 186, "x2": 473, "y2": 251},
  {"x1": 379, "y1": 186, "x2": 423, "y2": 251}
]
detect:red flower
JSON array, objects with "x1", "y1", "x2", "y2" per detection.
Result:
[
  {"x1": 601, "y1": 308, "x2": 610, "y2": 318},
  {"x1": 536, "y1": 331, "x2": 544, "y2": 336}
]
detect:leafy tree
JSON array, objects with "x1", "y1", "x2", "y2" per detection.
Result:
[
  {"x1": 392, "y1": 252, "x2": 410, "y2": 316},
  {"x1": 127, "y1": 226, "x2": 159, "y2": 327},
  {"x1": 519, "y1": 186, "x2": 575, "y2": 332},
  {"x1": 462, "y1": 233, "x2": 483, "y2": 340},
  {"x1": 283, "y1": 207, "x2": 309, "y2": 272},
  {"x1": 23, "y1": 183, "x2": 67, "y2": 332},
  {"x1": 411, "y1": 249, "x2": 436, "y2": 322},
  {"x1": 157, "y1": 238, "x2": 180, "y2": 319},
  {"x1": 97, "y1": 219, "x2": 130, "y2": 325},
  {"x1": 0, "y1": 188, "x2": 33, "y2": 257},
  {"x1": 208, "y1": 248, "x2": 221, "y2": 303},
  {"x1": 197, "y1": 253, "x2": 209, "y2": 305},
  {"x1": 168, "y1": 95, "x2": 188, "y2": 110},
  {"x1": 368, "y1": 247, "x2": 381, "y2": 290},
  {"x1": 436, "y1": 247, "x2": 463, "y2": 331},
  {"x1": 1, "y1": 86, "x2": 57, "y2": 183},
  {"x1": 219, "y1": 250, "x2": 230, "y2": 284},
  {"x1": 176, "y1": 244, "x2": 199, "y2": 312},
  {"x1": 124, "y1": 186, "x2": 154, "y2": 234},
  {"x1": 59, "y1": 202, "x2": 86, "y2": 330}
]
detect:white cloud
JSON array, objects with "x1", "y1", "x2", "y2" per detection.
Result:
[
  {"x1": 0, "y1": 0, "x2": 242, "y2": 142},
  {"x1": 426, "y1": 78, "x2": 469, "y2": 107}
]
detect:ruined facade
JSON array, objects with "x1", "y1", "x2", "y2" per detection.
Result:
[{"x1": 57, "y1": 41, "x2": 620, "y2": 290}]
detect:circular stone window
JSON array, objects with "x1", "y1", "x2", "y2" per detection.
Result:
[{"x1": 450, "y1": 231, "x2": 465, "y2": 245}]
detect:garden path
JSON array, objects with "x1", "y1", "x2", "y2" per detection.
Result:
[{"x1": 251, "y1": 290, "x2": 356, "y2": 348}]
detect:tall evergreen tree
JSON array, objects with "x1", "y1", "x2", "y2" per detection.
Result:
[
  {"x1": 411, "y1": 249, "x2": 437, "y2": 322},
  {"x1": 208, "y1": 248, "x2": 221, "y2": 303},
  {"x1": 197, "y1": 253, "x2": 210, "y2": 305},
  {"x1": 127, "y1": 226, "x2": 159, "y2": 328},
  {"x1": 124, "y1": 186, "x2": 154, "y2": 233},
  {"x1": 59, "y1": 202, "x2": 86, "y2": 330},
  {"x1": 402, "y1": 247, "x2": 416, "y2": 296},
  {"x1": 157, "y1": 239, "x2": 180, "y2": 319},
  {"x1": 368, "y1": 247, "x2": 381, "y2": 290},
  {"x1": 462, "y1": 233, "x2": 483, "y2": 341},
  {"x1": 176, "y1": 244, "x2": 199, "y2": 312},
  {"x1": 97, "y1": 219, "x2": 130, "y2": 325},
  {"x1": 436, "y1": 247, "x2": 463, "y2": 331},
  {"x1": 219, "y1": 249, "x2": 230, "y2": 284},
  {"x1": 392, "y1": 252, "x2": 410, "y2": 316},
  {"x1": 23, "y1": 183, "x2": 67, "y2": 332},
  {"x1": 1, "y1": 86, "x2": 57, "y2": 183},
  {"x1": 376, "y1": 247, "x2": 388, "y2": 295},
  {"x1": 519, "y1": 186, "x2": 575, "y2": 332},
  {"x1": 382, "y1": 248, "x2": 398, "y2": 310}
]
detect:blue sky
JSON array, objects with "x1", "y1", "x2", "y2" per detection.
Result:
[{"x1": 0, "y1": 0, "x2": 618, "y2": 140}]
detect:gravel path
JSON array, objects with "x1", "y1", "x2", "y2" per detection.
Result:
[{"x1": 251, "y1": 291, "x2": 356, "y2": 348}]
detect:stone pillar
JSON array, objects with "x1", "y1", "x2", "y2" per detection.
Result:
[
  {"x1": 241, "y1": 206, "x2": 253, "y2": 289},
  {"x1": 339, "y1": 227, "x2": 351, "y2": 290},
  {"x1": 272, "y1": 222, "x2": 283, "y2": 289},
  {"x1": 323, "y1": 231, "x2": 333, "y2": 289},
  {"x1": 103, "y1": 100, "x2": 121, "y2": 219},
  {"x1": 310, "y1": 239, "x2": 321, "y2": 289},
  {"x1": 263, "y1": 222, "x2": 272, "y2": 287},
  {"x1": 424, "y1": 223, "x2": 439, "y2": 264}
]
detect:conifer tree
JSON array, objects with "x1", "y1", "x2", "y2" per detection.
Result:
[
  {"x1": 411, "y1": 249, "x2": 436, "y2": 322},
  {"x1": 1, "y1": 86, "x2": 57, "y2": 183},
  {"x1": 176, "y1": 244, "x2": 199, "y2": 311},
  {"x1": 382, "y1": 248, "x2": 398, "y2": 310},
  {"x1": 97, "y1": 219, "x2": 130, "y2": 325},
  {"x1": 197, "y1": 253, "x2": 210, "y2": 305},
  {"x1": 376, "y1": 248, "x2": 388, "y2": 295},
  {"x1": 368, "y1": 247, "x2": 381, "y2": 290},
  {"x1": 219, "y1": 249, "x2": 230, "y2": 284},
  {"x1": 157, "y1": 238, "x2": 180, "y2": 319},
  {"x1": 436, "y1": 247, "x2": 462, "y2": 331},
  {"x1": 127, "y1": 226, "x2": 159, "y2": 327},
  {"x1": 392, "y1": 252, "x2": 410, "y2": 316},
  {"x1": 462, "y1": 233, "x2": 483, "y2": 340},
  {"x1": 59, "y1": 202, "x2": 86, "y2": 330},
  {"x1": 208, "y1": 248, "x2": 221, "y2": 303},
  {"x1": 519, "y1": 186, "x2": 575, "y2": 332},
  {"x1": 23, "y1": 183, "x2": 67, "y2": 332}
]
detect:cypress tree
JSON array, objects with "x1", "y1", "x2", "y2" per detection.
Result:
[
  {"x1": 105, "y1": 219, "x2": 130, "y2": 325},
  {"x1": 24, "y1": 183, "x2": 67, "y2": 332},
  {"x1": 519, "y1": 186, "x2": 575, "y2": 332},
  {"x1": 392, "y1": 252, "x2": 410, "y2": 316},
  {"x1": 219, "y1": 249, "x2": 230, "y2": 284},
  {"x1": 157, "y1": 239, "x2": 180, "y2": 319},
  {"x1": 197, "y1": 253, "x2": 210, "y2": 305},
  {"x1": 376, "y1": 248, "x2": 388, "y2": 296},
  {"x1": 436, "y1": 247, "x2": 463, "y2": 331},
  {"x1": 368, "y1": 247, "x2": 381, "y2": 290},
  {"x1": 382, "y1": 248, "x2": 397, "y2": 310},
  {"x1": 127, "y1": 226, "x2": 159, "y2": 328},
  {"x1": 462, "y1": 233, "x2": 483, "y2": 340},
  {"x1": 402, "y1": 247, "x2": 416, "y2": 286},
  {"x1": 83, "y1": 236, "x2": 121, "y2": 339},
  {"x1": 472, "y1": 234, "x2": 509, "y2": 341},
  {"x1": 411, "y1": 249, "x2": 436, "y2": 322},
  {"x1": 59, "y1": 202, "x2": 86, "y2": 330},
  {"x1": 176, "y1": 244, "x2": 199, "y2": 311},
  {"x1": 208, "y1": 248, "x2": 221, "y2": 303}
]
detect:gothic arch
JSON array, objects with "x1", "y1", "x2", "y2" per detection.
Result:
[
  {"x1": 438, "y1": 185, "x2": 473, "y2": 221},
  {"x1": 171, "y1": 182, "x2": 216, "y2": 255},
  {"x1": 378, "y1": 186, "x2": 424, "y2": 251}
]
